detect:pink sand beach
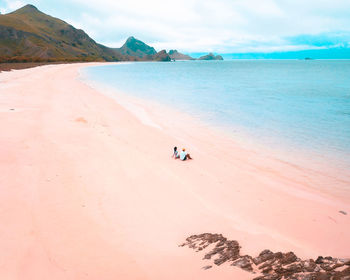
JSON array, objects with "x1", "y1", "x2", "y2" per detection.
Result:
[{"x1": 0, "y1": 63, "x2": 349, "y2": 280}]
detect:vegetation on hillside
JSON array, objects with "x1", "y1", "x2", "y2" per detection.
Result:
[{"x1": 0, "y1": 5, "x2": 171, "y2": 63}]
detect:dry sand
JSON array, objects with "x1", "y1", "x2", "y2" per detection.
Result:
[{"x1": 0, "y1": 63, "x2": 349, "y2": 280}]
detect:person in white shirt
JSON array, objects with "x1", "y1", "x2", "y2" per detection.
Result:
[{"x1": 179, "y1": 148, "x2": 192, "y2": 161}]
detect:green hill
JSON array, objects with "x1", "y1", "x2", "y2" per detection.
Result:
[
  {"x1": 0, "y1": 5, "x2": 173, "y2": 63},
  {"x1": 117, "y1": 36, "x2": 157, "y2": 58},
  {"x1": 116, "y1": 36, "x2": 170, "y2": 61},
  {"x1": 0, "y1": 4, "x2": 125, "y2": 62}
]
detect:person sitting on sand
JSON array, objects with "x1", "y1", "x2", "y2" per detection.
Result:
[
  {"x1": 180, "y1": 148, "x2": 192, "y2": 161},
  {"x1": 172, "y1": 146, "x2": 180, "y2": 159}
]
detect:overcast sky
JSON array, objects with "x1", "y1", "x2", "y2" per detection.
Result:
[{"x1": 1, "y1": 0, "x2": 350, "y2": 53}]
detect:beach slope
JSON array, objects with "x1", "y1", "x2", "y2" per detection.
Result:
[{"x1": 0, "y1": 63, "x2": 349, "y2": 280}]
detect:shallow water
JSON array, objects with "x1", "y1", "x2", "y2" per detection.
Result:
[{"x1": 82, "y1": 60, "x2": 350, "y2": 172}]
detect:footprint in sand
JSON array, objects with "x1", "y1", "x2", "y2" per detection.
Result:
[{"x1": 75, "y1": 117, "x2": 88, "y2": 124}]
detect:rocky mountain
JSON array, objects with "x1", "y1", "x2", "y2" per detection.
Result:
[
  {"x1": 0, "y1": 4, "x2": 212, "y2": 63},
  {"x1": 116, "y1": 36, "x2": 170, "y2": 61},
  {"x1": 168, "y1": 49, "x2": 194, "y2": 60},
  {"x1": 0, "y1": 5, "x2": 171, "y2": 62},
  {"x1": 117, "y1": 36, "x2": 157, "y2": 58},
  {"x1": 0, "y1": 4, "x2": 125, "y2": 62},
  {"x1": 198, "y1": 53, "x2": 224, "y2": 60}
]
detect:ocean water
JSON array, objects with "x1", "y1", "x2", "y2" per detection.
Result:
[{"x1": 82, "y1": 60, "x2": 350, "y2": 171}]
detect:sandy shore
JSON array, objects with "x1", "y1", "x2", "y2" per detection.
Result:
[{"x1": 0, "y1": 63, "x2": 349, "y2": 280}]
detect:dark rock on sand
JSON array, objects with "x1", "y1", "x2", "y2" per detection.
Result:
[
  {"x1": 232, "y1": 255, "x2": 254, "y2": 272},
  {"x1": 254, "y1": 250, "x2": 275, "y2": 265},
  {"x1": 180, "y1": 233, "x2": 350, "y2": 280},
  {"x1": 180, "y1": 233, "x2": 240, "y2": 265}
]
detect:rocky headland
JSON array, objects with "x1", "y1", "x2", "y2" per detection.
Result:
[
  {"x1": 168, "y1": 49, "x2": 194, "y2": 60},
  {"x1": 150, "y1": 49, "x2": 171, "y2": 61}
]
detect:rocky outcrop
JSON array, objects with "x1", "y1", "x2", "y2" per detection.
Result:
[
  {"x1": 198, "y1": 53, "x2": 223, "y2": 60},
  {"x1": 168, "y1": 49, "x2": 194, "y2": 60},
  {"x1": 180, "y1": 233, "x2": 350, "y2": 280},
  {"x1": 150, "y1": 50, "x2": 171, "y2": 61}
]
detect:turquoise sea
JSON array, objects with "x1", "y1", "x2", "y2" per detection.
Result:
[{"x1": 82, "y1": 60, "x2": 350, "y2": 171}]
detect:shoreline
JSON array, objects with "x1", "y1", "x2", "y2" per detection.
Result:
[
  {"x1": 80, "y1": 65, "x2": 350, "y2": 204},
  {"x1": 0, "y1": 61, "x2": 80, "y2": 72},
  {"x1": 0, "y1": 63, "x2": 349, "y2": 279}
]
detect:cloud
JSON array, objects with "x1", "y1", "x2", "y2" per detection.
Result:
[
  {"x1": 0, "y1": 0, "x2": 41, "y2": 14},
  {"x1": 2, "y1": 0, "x2": 350, "y2": 53},
  {"x1": 61, "y1": 0, "x2": 350, "y2": 52},
  {"x1": 0, "y1": 0, "x2": 25, "y2": 13}
]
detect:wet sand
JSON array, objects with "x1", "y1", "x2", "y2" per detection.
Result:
[{"x1": 0, "y1": 63, "x2": 349, "y2": 280}]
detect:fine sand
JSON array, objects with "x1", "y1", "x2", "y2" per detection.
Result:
[{"x1": 0, "y1": 63, "x2": 349, "y2": 280}]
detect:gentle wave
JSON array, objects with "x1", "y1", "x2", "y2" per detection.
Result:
[{"x1": 81, "y1": 60, "x2": 350, "y2": 172}]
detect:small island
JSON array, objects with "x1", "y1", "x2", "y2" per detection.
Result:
[{"x1": 198, "y1": 52, "x2": 224, "y2": 60}]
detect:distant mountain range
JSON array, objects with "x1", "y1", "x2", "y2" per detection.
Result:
[
  {"x1": 0, "y1": 4, "x2": 222, "y2": 63},
  {"x1": 2, "y1": 5, "x2": 348, "y2": 63}
]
